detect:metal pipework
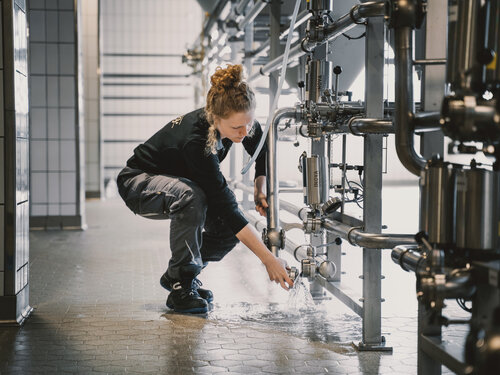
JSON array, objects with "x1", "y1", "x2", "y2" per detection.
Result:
[
  {"x1": 341, "y1": 113, "x2": 441, "y2": 136},
  {"x1": 420, "y1": 159, "x2": 458, "y2": 247},
  {"x1": 323, "y1": 218, "x2": 416, "y2": 249},
  {"x1": 455, "y1": 167, "x2": 500, "y2": 251},
  {"x1": 249, "y1": 1, "x2": 386, "y2": 81},
  {"x1": 393, "y1": 25, "x2": 427, "y2": 176},
  {"x1": 267, "y1": 107, "x2": 298, "y2": 255},
  {"x1": 391, "y1": 245, "x2": 424, "y2": 273},
  {"x1": 485, "y1": 0, "x2": 500, "y2": 87},
  {"x1": 446, "y1": 0, "x2": 482, "y2": 93}
]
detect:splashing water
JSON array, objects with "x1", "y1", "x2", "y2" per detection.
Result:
[{"x1": 286, "y1": 277, "x2": 316, "y2": 313}]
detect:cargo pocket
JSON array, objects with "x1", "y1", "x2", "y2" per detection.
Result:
[{"x1": 138, "y1": 190, "x2": 176, "y2": 219}]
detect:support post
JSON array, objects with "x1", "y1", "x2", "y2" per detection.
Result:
[
  {"x1": 416, "y1": 0, "x2": 446, "y2": 159},
  {"x1": 242, "y1": 0, "x2": 254, "y2": 210},
  {"x1": 358, "y1": 15, "x2": 391, "y2": 351}
]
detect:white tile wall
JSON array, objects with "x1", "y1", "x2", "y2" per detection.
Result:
[
  {"x1": 48, "y1": 172, "x2": 60, "y2": 203},
  {"x1": 47, "y1": 76, "x2": 58, "y2": 107},
  {"x1": 46, "y1": 43, "x2": 59, "y2": 74},
  {"x1": 47, "y1": 108, "x2": 59, "y2": 138},
  {"x1": 30, "y1": 75, "x2": 46, "y2": 107},
  {"x1": 60, "y1": 172, "x2": 76, "y2": 203},
  {"x1": 58, "y1": 11, "x2": 74, "y2": 43},
  {"x1": 45, "y1": 11, "x2": 58, "y2": 42},
  {"x1": 60, "y1": 140, "x2": 75, "y2": 170},
  {"x1": 28, "y1": 10, "x2": 45, "y2": 43},
  {"x1": 31, "y1": 203, "x2": 47, "y2": 216},
  {"x1": 31, "y1": 172, "x2": 47, "y2": 203},
  {"x1": 29, "y1": 43, "x2": 46, "y2": 74},
  {"x1": 58, "y1": 44, "x2": 74, "y2": 75},
  {"x1": 59, "y1": 76, "x2": 74, "y2": 107},
  {"x1": 30, "y1": 107, "x2": 47, "y2": 138},
  {"x1": 60, "y1": 108, "x2": 75, "y2": 138},
  {"x1": 30, "y1": 140, "x2": 47, "y2": 171},
  {"x1": 47, "y1": 139, "x2": 60, "y2": 170}
]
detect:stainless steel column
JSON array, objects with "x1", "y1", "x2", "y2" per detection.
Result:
[
  {"x1": 418, "y1": 0, "x2": 446, "y2": 159},
  {"x1": 266, "y1": 0, "x2": 281, "y2": 255},
  {"x1": 241, "y1": 0, "x2": 254, "y2": 210},
  {"x1": 359, "y1": 14, "x2": 390, "y2": 350}
]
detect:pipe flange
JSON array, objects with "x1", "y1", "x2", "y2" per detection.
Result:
[{"x1": 347, "y1": 226, "x2": 363, "y2": 246}]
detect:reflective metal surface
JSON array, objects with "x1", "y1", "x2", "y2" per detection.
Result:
[
  {"x1": 455, "y1": 168, "x2": 500, "y2": 251},
  {"x1": 446, "y1": 0, "x2": 481, "y2": 92},
  {"x1": 420, "y1": 161, "x2": 458, "y2": 246}
]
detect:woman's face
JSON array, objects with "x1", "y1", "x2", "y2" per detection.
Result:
[{"x1": 215, "y1": 111, "x2": 254, "y2": 143}]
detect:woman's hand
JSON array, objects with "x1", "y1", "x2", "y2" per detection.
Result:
[
  {"x1": 263, "y1": 256, "x2": 294, "y2": 290},
  {"x1": 254, "y1": 175, "x2": 268, "y2": 217}
]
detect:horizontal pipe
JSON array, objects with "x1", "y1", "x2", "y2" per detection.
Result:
[
  {"x1": 345, "y1": 113, "x2": 441, "y2": 135},
  {"x1": 413, "y1": 59, "x2": 447, "y2": 65},
  {"x1": 323, "y1": 218, "x2": 416, "y2": 249},
  {"x1": 249, "y1": 1, "x2": 385, "y2": 81}
]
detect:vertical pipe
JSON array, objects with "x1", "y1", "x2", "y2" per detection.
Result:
[
  {"x1": 267, "y1": 0, "x2": 281, "y2": 255},
  {"x1": 360, "y1": 15, "x2": 386, "y2": 350},
  {"x1": 242, "y1": 0, "x2": 254, "y2": 210},
  {"x1": 394, "y1": 26, "x2": 426, "y2": 176},
  {"x1": 418, "y1": 0, "x2": 446, "y2": 160}
]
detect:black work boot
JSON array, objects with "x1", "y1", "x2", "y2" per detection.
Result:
[
  {"x1": 160, "y1": 272, "x2": 214, "y2": 303},
  {"x1": 166, "y1": 279, "x2": 208, "y2": 314}
]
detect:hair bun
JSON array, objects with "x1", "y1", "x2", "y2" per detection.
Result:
[{"x1": 210, "y1": 64, "x2": 243, "y2": 89}]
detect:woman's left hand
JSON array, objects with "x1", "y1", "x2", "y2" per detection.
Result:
[{"x1": 254, "y1": 176, "x2": 268, "y2": 217}]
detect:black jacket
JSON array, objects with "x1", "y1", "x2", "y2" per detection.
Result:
[{"x1": 126, "y1": 108, "x2": 267, "y2": 234}]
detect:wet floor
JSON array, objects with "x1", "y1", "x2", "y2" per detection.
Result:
[{"x1": 0, "y1": 198, "x2": 467, "y2": 374}]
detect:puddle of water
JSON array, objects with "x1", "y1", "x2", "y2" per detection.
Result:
[{"x1": 207, "y1": 278, "x2": 362, "y2": 348}]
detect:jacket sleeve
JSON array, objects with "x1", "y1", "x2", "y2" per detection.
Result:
[
  {"x1": 182, "y1": 139, "x2": 248, "y2": 234},
  {"x1": 242, "y1": 121, "x2": 267, "y2": 180}
]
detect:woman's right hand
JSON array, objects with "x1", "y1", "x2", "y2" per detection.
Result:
[{"x1": 263, "y1": 256, "x2": 294, "y2": 290}]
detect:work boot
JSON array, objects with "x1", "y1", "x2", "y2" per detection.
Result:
[
  {"x1": 160, "y1": 272, "x2": 214, "y2": 303},
  {"x1": 166, "y1": 279, "x2": 208, "y2": 314}
]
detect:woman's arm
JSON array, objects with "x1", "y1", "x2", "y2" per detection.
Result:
[
  {"x1": 236, "y1": 224, "x2": 294, "y2": 290},
  {"x1": 254, "y1": 175, "x2": 268, "y2": 217}
]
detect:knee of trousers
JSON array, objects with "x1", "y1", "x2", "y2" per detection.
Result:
[{"x1": 170, "y1": 180, "x2": 207, "y2": 225}]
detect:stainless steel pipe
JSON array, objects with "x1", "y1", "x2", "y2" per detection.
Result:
[
  {"x1": 391, "y1": 245, "x2": 423, "y2": 273},
  {"x1": 267, "y1": 107, "x2": 298, "y2": 255},
  {"x1": 340, "y1": 113, "x2": 441, "y2": 136},
  {"x1": 394, "y1": 26, "x2": 426, "y2": 176},
  {"x1": 323, "y1": 218, "x2": 416, "y2": 249}
]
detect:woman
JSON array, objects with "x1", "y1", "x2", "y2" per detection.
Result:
[{"x1": 117, "y1": 64, "x2": 293, "y2": 314}]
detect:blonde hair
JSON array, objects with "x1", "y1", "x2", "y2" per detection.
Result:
[{"x1": 204, "y1": 64, "x2": 256, "y2": 154}]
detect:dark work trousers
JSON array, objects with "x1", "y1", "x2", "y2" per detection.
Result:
[{"x1": 117, "y1": 167, "x2": 240, "y2": 280}]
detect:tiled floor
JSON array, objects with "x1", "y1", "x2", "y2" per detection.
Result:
[{"x1": 0, "y1": 198, "x2": 468, "y2": 374}]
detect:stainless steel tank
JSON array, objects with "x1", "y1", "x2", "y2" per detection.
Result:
[
  {"x1": 455, "y1": 167, "x2": 500, "y2": 251},
  {"x1": 446, "y1": 0, "x2": 482, "y2": 92},
  {"x1": 420, "y1": 160, "x2": 458, "y2": 247}
]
